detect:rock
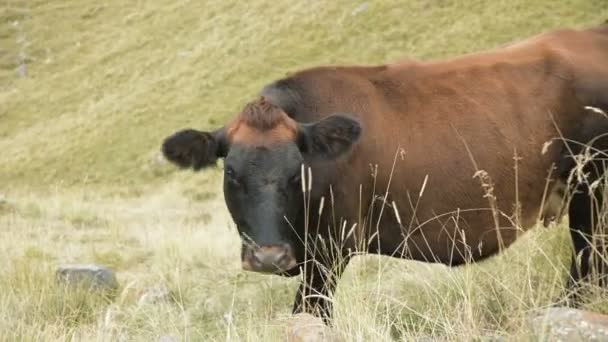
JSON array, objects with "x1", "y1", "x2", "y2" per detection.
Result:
[
  {"x1": 16, "y1": 61, "x2": 26, "y2": 78},
  {"x1": 528, "y1": 307, "x2": 608, "y2": 341},
  {"x1": 415, "y1": 333, "x2": 503, "y2": 341},
  {"x1": 478, "y1": 334, "x2": 507, "y2": 342},
  {"x1": 56, "y1": 264, "x2": 119, "y2": 291},
  {"x1": 138, "y1": 286, "x2": 171, "y2": 306},
  {"x1": 0, "y1": 194, "x2": 13, "y2": 215},
  {"x1": 351, "y1": 2, "x2": 368, "y2": 16},
  {"x1": 154, "y1": 152, "x2": 167, "y2": 166},
  {"x1": 285, "y1": 313, "x2": 339, "y2": 342}
]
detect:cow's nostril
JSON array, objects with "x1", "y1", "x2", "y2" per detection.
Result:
[
  {"x1": 276, "y1": 251, "x2": 288, "y2": 264},
  {"x1": 244, "y1": 244, "x2": 295, "y2": 273},
  {"x1": 272, "y1": 251, "x2": 291, "y2": 269},
  {"x1": 251, "y1": 254, "x2": 263, "y2": 267}
]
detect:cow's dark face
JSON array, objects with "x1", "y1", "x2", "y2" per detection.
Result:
[
  {"x1": 161, "y1": 98, "x2": 360, "y2": 274},
  {"x1": 223, "y1": 143, "x2": 304, "y2": 273}
]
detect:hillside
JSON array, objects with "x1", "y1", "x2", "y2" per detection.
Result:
[
  {"x1": 1, "y1": 0, "x2": 606, "y2": 189},
  {"x1": 1, "y1": 1, "x2": 608, "y2": 341}
]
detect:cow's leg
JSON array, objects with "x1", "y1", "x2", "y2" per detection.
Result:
[
  {"x1": 566, "y1": 183, "x2": 608, "y2": 304},
  {"x1": 560, "y1": 113, "x2": 608, "y2": 304},
  {"x1": 292, "y1": 256, "x2": 350, "y2": 324}
]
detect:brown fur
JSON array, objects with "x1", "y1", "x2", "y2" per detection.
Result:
[
  {"x1": 165, "y1": 23, "x2": 608, "y2": 322},
  {"x1": 260, "y1": 23, "x2": 608, "y2": 265},
  {"x1": 227, "y1": 97, "x2": 298, "y2": 146}
]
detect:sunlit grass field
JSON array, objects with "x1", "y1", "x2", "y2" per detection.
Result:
[{"x1": 2, "y1": 0, "x2": 608, "y2": 340}]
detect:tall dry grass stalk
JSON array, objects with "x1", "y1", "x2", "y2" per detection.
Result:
[
  {"x1": 286, "y1": 108, "x2": 608, "y2": 340},
  {"x1": 1, "y1": 146, "x2": 607, "y2": 340}
]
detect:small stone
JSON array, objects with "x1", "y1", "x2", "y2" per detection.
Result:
[
  {"x1": 479, "y1": 334, "x2": 507, "y2": 342},
  {"x1": 0, "y1": 194, "x2": 13, "y2": 215},
  {"x1": 56, "y1": 264, "x2": 119, "y2": 291},
  {"x1": 285, "y1": 313, "x2": 339, "y2": 342},
  {"x1": 528, "y1": 307, "x2": 608, "y2": 341},
  {"x1": 16, "y1": 63, "x2": 26, "y2": 78},
  {"x1": 351, "y1": 2, "x2": 368, "y2": 16},
  {"x1": 138, "y1": 286, "x2": 171, "y2": 306},
  {"x1": 154, "y1": 152, "x2": 167, "y2": 165}
]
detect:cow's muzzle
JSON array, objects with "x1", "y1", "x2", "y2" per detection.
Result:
[{"x1": 242, "y1": 244, "x2": 297, "y2": 273}]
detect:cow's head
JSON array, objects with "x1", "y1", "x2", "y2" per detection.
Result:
[{"x1": 161, "y1": 97, "x2": 360, "y2": 274}]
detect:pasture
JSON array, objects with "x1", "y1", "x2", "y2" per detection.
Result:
[{"x1": 1, "y1": 1, "x2": 608, "y2": 340}]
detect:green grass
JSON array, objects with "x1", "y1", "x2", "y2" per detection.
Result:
[
  {"x1": 2, "y1": 0, "x2": 608, "y2": 341},
  {"x1": 1, "y1": 0, "x2": 607, "y2": 188}
]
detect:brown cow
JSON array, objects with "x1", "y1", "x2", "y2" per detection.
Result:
[{"x1": 161, "y1": 23, "x2": 608, "y2": 322}]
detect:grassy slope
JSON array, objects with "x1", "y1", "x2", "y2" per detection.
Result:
[
  {"x1": 0, "y1": 182, "x2": 593, "y2": 341},
  {"x1": 1, "y1": 0, "x2": 608, "y2": 341},
  {"x1": 1, "y1": 0, "x2": 607, "y2": 189}
]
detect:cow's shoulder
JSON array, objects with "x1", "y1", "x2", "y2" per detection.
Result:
[
  {"x1": 260, "y1": 66, "x2": 386, "y2": 122},
  {"x1": 260, "y1": 77, "x2": 307, "y2": 120},
  {"x1": 260, "y1": 67, "x2": 340, "y2": 123}
]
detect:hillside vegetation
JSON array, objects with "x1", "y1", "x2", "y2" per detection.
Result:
[
  {"x1": 1, "y1": 0, "x2": 606, "y2": 189},
  {"x1": 1, "y1": 0, "x2": 608, "y2": 341}
]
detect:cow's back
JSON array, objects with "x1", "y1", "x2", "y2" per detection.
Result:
[{"x1": 261, "y1": 23, "x2": 608, "y2": 264}]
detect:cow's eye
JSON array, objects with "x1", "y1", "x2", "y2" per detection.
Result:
[
  {"x1": 289, "y1": 172, "x2": 301, "y2": 185},
  {"x1": 225, "y1": 167, "x2": 240, "y2": 186}
]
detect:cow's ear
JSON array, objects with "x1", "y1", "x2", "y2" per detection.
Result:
[
  {"x1": 161, "y1": 128, "x2": 227, "y2": 170},
  {"x1": 297, "y1": 114, "x2": 361, "y2": 160}
]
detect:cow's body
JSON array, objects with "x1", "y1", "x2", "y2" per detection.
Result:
[
  {"x1": 162, "y1": 24, "x2": 608, "y2": 322},
  {"x1": 261, "y1": 25, "x2": 608, "y2": 265}
]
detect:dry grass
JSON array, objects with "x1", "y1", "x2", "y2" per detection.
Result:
[
  {"x1": 2, "y1": 0, "x2": 608, "y2": 341},
  {"x1": 1, "y1": 181, "x2": 607, "y2": 341}
]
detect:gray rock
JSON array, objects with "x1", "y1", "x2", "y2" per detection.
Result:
[
  {"x1": 528, "y1": 307, "x2": 608, "y2": 341},
  {"x1": 154, "y1": 152, "x2": 167, "y2": 166},
  {"x1": 415, "y1": 336, "x2": 505, "y2": 342},
  {"x1": 351, "y1": 2, "x2": 368, "y2": 16},
  {"x1": 0, "y1": 194, "x2": 12, "y2": 215},
  {"x1": 56, "y1": 264, "x2": 119, "y2": 291},
  {"x1": 285, "y1": 313, "x2": 340, "y2": 342},
  {"x1": 478, "y1": 334, "x2": 507, "y2": 342},
  {"x1": 138, "y1": 286, "x2": 171, "y2": 306}
]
